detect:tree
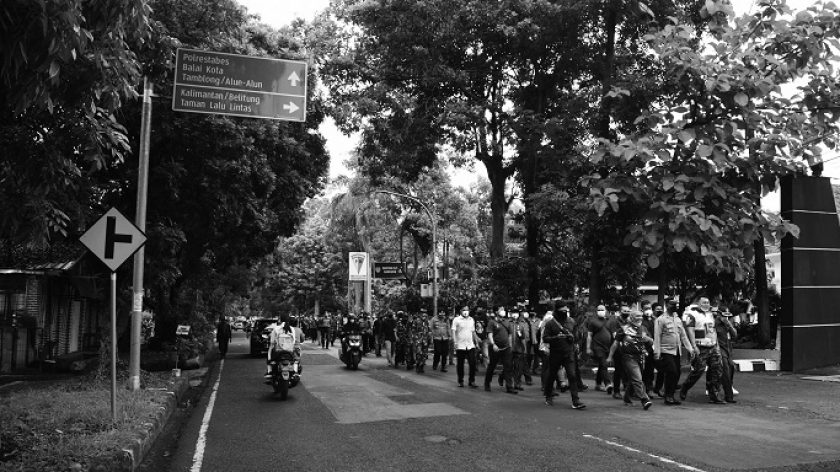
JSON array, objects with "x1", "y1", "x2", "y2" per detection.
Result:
[
  {"x1": 584, "y1": 0, "x2": 840, "y2": 342},
  {"x1": 323, "y1": 0, "x2": 526, "y2": 259},
  {"x1": 111, "y1": 0, "x2": 330, "y2": 340},
  {"x1": 0, "y1": 0, "x2": 160, "y2": 248}
]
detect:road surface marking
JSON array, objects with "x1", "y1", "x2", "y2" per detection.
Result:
[
  {"x1": 583, "y1": 434, "x2": 707, "y2": 472},
  {"x1": 0, "y1": 381, "x2": 23, "y2": 391},
  {"x1": 191, "y1": 359, "x2": 224, "y2": 472}
]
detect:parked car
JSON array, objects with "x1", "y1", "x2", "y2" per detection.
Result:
[
  {"x1": 233, "y1": 320, "x2": 244, "y2": 331},
  {"x1": 250, "y1": 319, "x2": 279, "y2": 357}
]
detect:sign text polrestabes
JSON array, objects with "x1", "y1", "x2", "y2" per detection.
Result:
[{"x1": 173, "y1": 48, "x2": 307, "y2": 122}]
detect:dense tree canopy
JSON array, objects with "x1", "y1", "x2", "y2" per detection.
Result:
[
  {"x1": 586, "y1": 0, "x2": 840, "y2": 281},
  {"x1": 1, "y1": 0, "x2": 331, "y2": 341},
  {"x1": 0, "y1": 0, "x2": 162, "y2": 247}
]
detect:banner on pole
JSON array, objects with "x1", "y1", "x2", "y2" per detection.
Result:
[{"x1": 348, "y1": 252, "x2": 369, "y2": 281}]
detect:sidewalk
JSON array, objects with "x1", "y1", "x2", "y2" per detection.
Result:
[{"x1": 0, "y1": 353, "x2": 219, "y2": 472}]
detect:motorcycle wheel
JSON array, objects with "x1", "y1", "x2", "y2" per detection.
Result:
[
  {"x1": 351, "y1": 360, "x2": 358, "y2": 370},
  {"x1": 274, "y1": 377, "x2": 289, "y2": 400}
]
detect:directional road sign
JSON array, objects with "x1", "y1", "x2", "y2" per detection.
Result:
[
  {"x1": 80, "y1": 208, "x2": 147, "y2": 272},
  {"x1": 373, "y1": 262, "x2": 406, "y2": 280},
  {"x1": 172, "y1": 48, "x2": 307, "y2": 122}
]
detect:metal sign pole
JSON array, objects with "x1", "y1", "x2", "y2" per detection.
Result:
[
  {"x1": 129, "y1": 77, "x2": 153, "y2": 391},
  {"x1": 365, "y1": 256, "x2": 372, "y2": 315},
  {"x1": 111, "y1": 272, "x2": 118, "y2": 423}
]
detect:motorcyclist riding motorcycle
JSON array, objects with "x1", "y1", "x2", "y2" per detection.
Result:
[
  {"x1": 264, "y1": 314, "x2": 303, "y2": 380},
  {"x1": 341, "y1": 313, "x2": 361, "y2": 357}
]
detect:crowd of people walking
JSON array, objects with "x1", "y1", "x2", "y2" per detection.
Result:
[{"x1": 298, "y1": 297, "x2": 741, "y2": 410}]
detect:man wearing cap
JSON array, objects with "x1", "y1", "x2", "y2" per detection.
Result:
[
  {"x1": 452, "y1": 305, "x2": 478, "y2": 387},
  {"x1": 484, "y1": 305, "x2": 517, "y2": 394},
  {"x1": 715, "y1": 305, "x2": 739, "y2": 403},
  {"x1": 654, "y1": 300, "x2": 695, "y2": 405},
  {"x1": 431, "y1": 308, "x2": 451, "y2": 372}
]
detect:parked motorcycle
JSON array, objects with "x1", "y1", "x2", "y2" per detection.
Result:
[
  {"x1": 339, "y1": 331, "x2": 363, "y2": 370},
  {"x1": 268, "y1": 350, "x2": 301, "y2": 400}
]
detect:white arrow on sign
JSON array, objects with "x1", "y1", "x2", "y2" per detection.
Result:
[
  {"x1": 283, "y1": 101, "x2": 299, "y2": 114},
  {"x1": 288, "y1": 70, "x2": 300, "y2": 87}
]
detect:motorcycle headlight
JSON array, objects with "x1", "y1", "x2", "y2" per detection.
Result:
[{"x1": 261, "y1": 334, "x2": 268, "y2": 339}]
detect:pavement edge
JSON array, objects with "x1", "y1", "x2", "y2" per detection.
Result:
[{"x1": 88, "y1": 351, "x2": 217, "y2": 472}]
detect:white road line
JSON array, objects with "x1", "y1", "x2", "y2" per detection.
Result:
[
  {"x1": 191, "y1": 359, "x2": 224, "y2": 472},
  {"x1": 583, "y1": 434, "x2": 707, "y2": 472}
]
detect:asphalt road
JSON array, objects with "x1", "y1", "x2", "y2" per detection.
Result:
[{"x1": 140, "y1": 332, "x2": 840, "y2": 472}]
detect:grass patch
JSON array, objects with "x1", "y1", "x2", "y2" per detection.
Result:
[{"x1": 0, "y1": 372, "x2": 174, "y2": 471}]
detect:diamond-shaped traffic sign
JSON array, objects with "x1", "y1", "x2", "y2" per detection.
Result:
[{"x1": 80, "y1": 208, "x2": 147, "y2": 272}]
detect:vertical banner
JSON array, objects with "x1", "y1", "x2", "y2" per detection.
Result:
[{"x1": 348, "y1": 252, "x2": 369, "y2": 281}]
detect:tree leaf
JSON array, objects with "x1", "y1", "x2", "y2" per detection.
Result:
[
  {"x1": 679, "y1": 129, "x2": 695, "y2": 143},
  {"x1": 734, "y1": 92, "x2": 748, "y2": 107}
]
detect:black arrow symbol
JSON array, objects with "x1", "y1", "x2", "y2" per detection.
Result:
[{"x1": 105, "y1": 216, "x2": 132, "y2": 259}]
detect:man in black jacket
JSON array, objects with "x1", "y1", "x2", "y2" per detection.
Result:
[{"x1": 542, "y1": 305, "x2": 586, "y2": 409}]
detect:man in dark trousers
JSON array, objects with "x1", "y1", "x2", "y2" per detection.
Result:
[
  {"x1": 543, "y1": 305, "x2": 586, "y2": 409},
  {"x1": 484, "y1": 306, "x2": 517, "y2": 394},
  {"x1": 217, "y1": 317, "x2": 232, "y2": 359}
]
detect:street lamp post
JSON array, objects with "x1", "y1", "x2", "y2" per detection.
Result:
[{"x1": 374, "y1": 190, "x2": 437, "y2": 318}]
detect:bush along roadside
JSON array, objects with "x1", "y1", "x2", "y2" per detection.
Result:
[{"x1": 0, "y1": 368, "x2": 182, "y2": 472}]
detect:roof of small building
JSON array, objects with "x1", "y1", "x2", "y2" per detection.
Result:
[{"x1": 0, "y1": 239, "x2": 87, "y2": 273}]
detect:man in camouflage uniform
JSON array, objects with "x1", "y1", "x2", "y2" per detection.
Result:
[
  {"x1": 411, "y1": 308, "x2": 432, "y2": 373},
  {"x1": 395, "y1": 311, "x2": 408, "y2": 367}
]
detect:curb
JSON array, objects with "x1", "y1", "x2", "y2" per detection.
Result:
[
  {"x1": 89, "y1": 351, "x2": 217, "y2": 472},
  {"x1": 734, "y1": 359, "x2": 779, "y2": 372}
]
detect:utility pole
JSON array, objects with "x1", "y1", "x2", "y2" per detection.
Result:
[{"x1": 129, "y1": 77, "x2": 153, "y2": 390}]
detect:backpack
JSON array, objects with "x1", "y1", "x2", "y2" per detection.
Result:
[{"x1": 273, "y1": 326, "x2": 296, "y2": 351}]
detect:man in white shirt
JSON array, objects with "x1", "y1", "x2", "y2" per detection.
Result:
[
  {"x1": 451, "y1": 305, "x2": 478, "y2": 388},
  {"x1": 679, "y1": 297, "x2": 725, "y2": 404}
]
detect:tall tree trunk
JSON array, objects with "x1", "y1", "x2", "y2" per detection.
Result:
[
  {"x1": 522, "y1": 143, "x2": 540, "y2": 308},
  {"x1": 754, "y1": 237, "x2": 771, "y2": 346},
  {"x1": 658, "y1": 251, "x2": 668, "y2": 305},
  {"x1": 746, "y1": 127, "x2": 771, "y2": 346},
  {"x1": 589, "y1": 246, "x2": 601, "y2": 308},
  {"x1": 484, "y1": 158, "x2": 509, "y2": 260}
]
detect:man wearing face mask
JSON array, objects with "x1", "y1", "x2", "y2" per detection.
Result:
[
  {"x1": 607, "y1": 310, "x2": 654, "y2": 409},
  {"x1": 654, "y1": 299, "x2": 695, "y2": 405},
  {"x1": 543, "y1": 304, "x2": 586, "y2": 409},
  {"x1": 680, "y1": 297, "x2": 725, "y2": 404},
  {"x1": 586, "y1": 304, "x2": 613, "y2": 392},
  {"x1": 608, "y1": 305, "x2": 632, "y2": 399},
  {"x1": 452, "y1": 305, "x2": 478, "y2": 387},
  {"x1": 510, "y1": 308, "x2": 529, "y2": 390},
  {"x1": 527, "y1": 310, "x2": 541, "y2": 375},
  {"x1": 431, "y1": 309, "x2": 451, "y2": 372},
  {"x1": 640, "y1": 301, "x2": 657, "y2": 395},
  {"x1": 484, "y1": 305, "x2": 516, "y2": 393}
]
